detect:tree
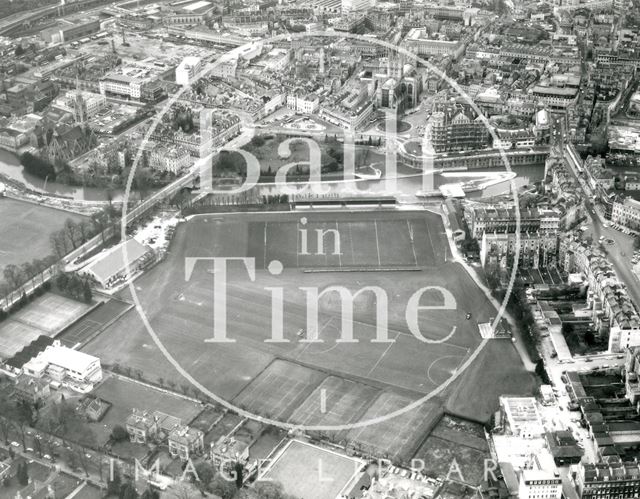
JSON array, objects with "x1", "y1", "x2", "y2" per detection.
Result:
[
  {"x1": 82, "y1": 281, "x2": 93, "y2": 303},
  {"x1": 141, "y1": 488, "x2": 160, "y2": 499},
  {"x1": 0, "y1": 417, "x2": 11, "y2": 445},
  {"x1": 253, "y1": 481, "x2": 292, "y2": 499},
  {"x1": 107, "y1": 467, "x2": 122, "y2": 496},
  {"x1": 234, "y1": 462, "x2": 244, "y2": 488},
  {"x1": 195, "y1": 461, "x2": 215, "y2": 491},
  {"x1": 120, "y1": 481, "x2": 139, "y2": 499},
  {"x1": 210, "y1": 475, "x2": 237, "y2": 499},
  {"x1": 3, "y1": 264, "x2": 23, "y2": 289},
  {"x1": 111, "y1": 425, "x2": 129, "y2": 442},
  {"x1": 64, "y1": 219, "x2": 80, "y2": 249},
  {"x1": 17, "y1": 462, "x2": 29, "y2": 486}
]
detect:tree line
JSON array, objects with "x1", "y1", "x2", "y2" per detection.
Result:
[{"x1": 0, "y1": 205, "x2": 119, "y2": 309}]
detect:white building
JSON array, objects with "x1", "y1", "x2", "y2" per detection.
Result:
[
  {"x1": 150, "y1": 146, "x2": 193, "y2": 174},
  {"x1": 518, "y1": 470, "x2": 562, "y2": 499},
  {"x1": 342, "y1": 0, "x2": 374, "y2": 13},
  {"x1": 500, "y1": 396, "x2": 545, "y2": 438},
  {"x1": 287, "y1": 93, "x2": 320, "y2": 114},
  {"x1": 176, "y1": 56, "x2": 202, "y2": 86},
  {"x1": 81, "y1": 238, "x2": 153, "y2": 289},
  {"x1": 99, "y1": 74, "x2": 143, "y2": 99},
  {"x1": 211, "y1": 55, "x2": 238, "y2": 79},
  {"x1": 612, "y1": 197, "x2": 640, "y2": 231},
  {"x1": 23, "y1": 341, "x2": 102, "y2": 390}
]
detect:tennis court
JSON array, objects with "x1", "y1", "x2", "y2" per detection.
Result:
[
  {"x1": 346, "y1": 392, "x2": 444, "y2": 463},
  {"x1": 11, "y1": 293, "x2": 91, "y2": 333},
  {"x1": 0, "y1": 293, "x2": 91, "y2": 358},
  {"x1": 59, "y1": 298, "x2": 132, "y2": 348},
  {"x1": 0, "y1": 321, "x2": 46, "y2": 359},
  {"x1": 233, "y1": 359, "x2": 325, "y2": 420},
  {"x1": 289, "y1": 376, "x2": 380, "y2": 429}
]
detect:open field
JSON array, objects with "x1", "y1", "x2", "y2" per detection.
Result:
[
  {"x1": 58, "y1": 298, "x2": 132, "y2": 348},
  {"x1": 0, "y1": 293, "x2": 91, "y2": 358},
  {"x1": 82, "y1": 209, "x2": 533, "y2": 461},
  {"x1": 445, "y1": 340, "x2": 538, "y2": 423},
  {"x1": 89, "y1": 375, "x2": 204, "y2": 445},
  {"x1": 412, "y1": 414, "x2": 491, "y2": 485},
  {"x1": 413, "y1": 435, "x2": 489, "y2": 486},
  {"x1": 0, "y1": 197, "x2": 85, "y2": 276},
  {"x1": 262, "y1": 439, "x2": 361, "y2": 499},
  {"x1": 347, "y1": 392, "x2": 444, "y2": 462}
]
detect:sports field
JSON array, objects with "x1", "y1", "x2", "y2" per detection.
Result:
[
  {"x1": 233, "y1": 360, "x2": 325, "y2": 420},
  {"x1": 0, "y1": 197, "x2": 85, "y2": 277},
  {"x1": 0, "y1": 293, "x2": 91, "y2": 358},
  {"x1": 82, "y1": 209, "x2": 533, "y2": 462},
  {"x1": 261, "y1": 439, "x2": 361, "y2": 499},
  {"x1": 346, "y1": 392, "x2": 443, "y2": 462},
  {"x1": 289, "y1": 376, "x2": 380, "y2": 429},
  {"x1": 248, "y1": 214, "x2": 447, "y2": 269},
  {"x1": 58, "y1": 298, "x2": 132, "y2": 348}
]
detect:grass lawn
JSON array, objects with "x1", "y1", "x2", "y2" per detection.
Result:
[
  {"x1": 0, "y1": 197, "x2": 85, "y2": 277},
  {"x1": 347, "y1": 393, "x2": 444, "y2": 463},
  {"x1": 445, "y1": 340, "x2": 538, "y2": 424},
  {"x1": 262, "y1": 440, "x2": 361, "y2": 499},
  {"x1": 413, "y1": 435, "x2": 490, "y2": 486},
  {"x1": 81, "y1": 209, "x2": 535, "y2": 461},
  {"x1": 88, "y1": 375, "x2": 204, "y2": 445}
]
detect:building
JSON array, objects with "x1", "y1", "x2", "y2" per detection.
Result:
[
  {"x1": 126, "y1": 409, "x2": 182, "y2": 444},
  {"x1": 99, "y1": 74, "x2": 142, "y2": 99},
  {"x1": 500, "y1": 396, "x2": 545, "y2": 438},
  {"x1": 22, "y1": 341, "x2": 102, "y2": 390},
  {"x1": 544, "y1": 431, "x2": 584, "y2": 466},
  {"x1": 518, "y1": 470, "x2": 562, "y2": 499},
  {"x1": 14, "y1": 373, "x2": 51, "y2": 405},
  {"x1": 287, "y1": 92, "x2": 320, "y2": 114},
  {"x1": 40, "y1": 19, "x2": 100, "y2": 44},
  {"x1": 163, "y1": 0, "x2": 216, "y2": 25},
  {"x1": 176, "y1": 56, "x2": 202, "y2": 87},
  {"x1": 169, "y1": 426, "x2": 205, "y2": 460},
  {"x1": 149, "y1": 145, "x2": 193, "y2": 174},
  {"x1": 342, "y1": 0, "x2": 374, "y2": 13},
  {"x1": 465, "y1": 205, "x2": 560, "y2": 239},
  {"x1": 211, "y1": 435, "x2": 251, "y2": 470},
  {"x1": 578, "y1": 461, "x2": 640, "y2": 499},
  {"x1": 531, "y1": 85, "x2": 579, "y2": 111},
  {"x1": 481, "y1": 231, "x2": 557, "y2": 270},
  {"x1": 211, "y1": 55, "x2": 238, "y2": 79},
  {"x1": 426, "y1": 104, "x2": 489, "y2": 153},
  {"x1": 80, "y1": 238, "x2": 154, "y2": 289},
  {"x1": 612, "y1": 197, "x2": 640, "y2": 231},
  {"x1": 559, "y1": 238, "x2": 640, "y2": 352},
  {"x1": 402, "y1": 28, "x2": 466, "y2": 59},
  {"x1": 126, "y1": 410, "x2": 160, "y2": 444},
  {"x1": 43, "y1": 124, "x2": 98, "y2": 166}
]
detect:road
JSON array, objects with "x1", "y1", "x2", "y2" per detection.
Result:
[{"x1": 557, "y1": 121, "x2": 640, "y2": 309}]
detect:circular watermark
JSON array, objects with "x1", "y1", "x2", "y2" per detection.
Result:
[{"x1": 120, "y1": 30, "x2": 522, "y2": 432}]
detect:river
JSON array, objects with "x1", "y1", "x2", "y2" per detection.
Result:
[
  {"x1": 0, "y1": 147, "x2": 545, "y2": 203},
  {"x1": 0, "y1": 149, "x2": 125, "y2": 201}
]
